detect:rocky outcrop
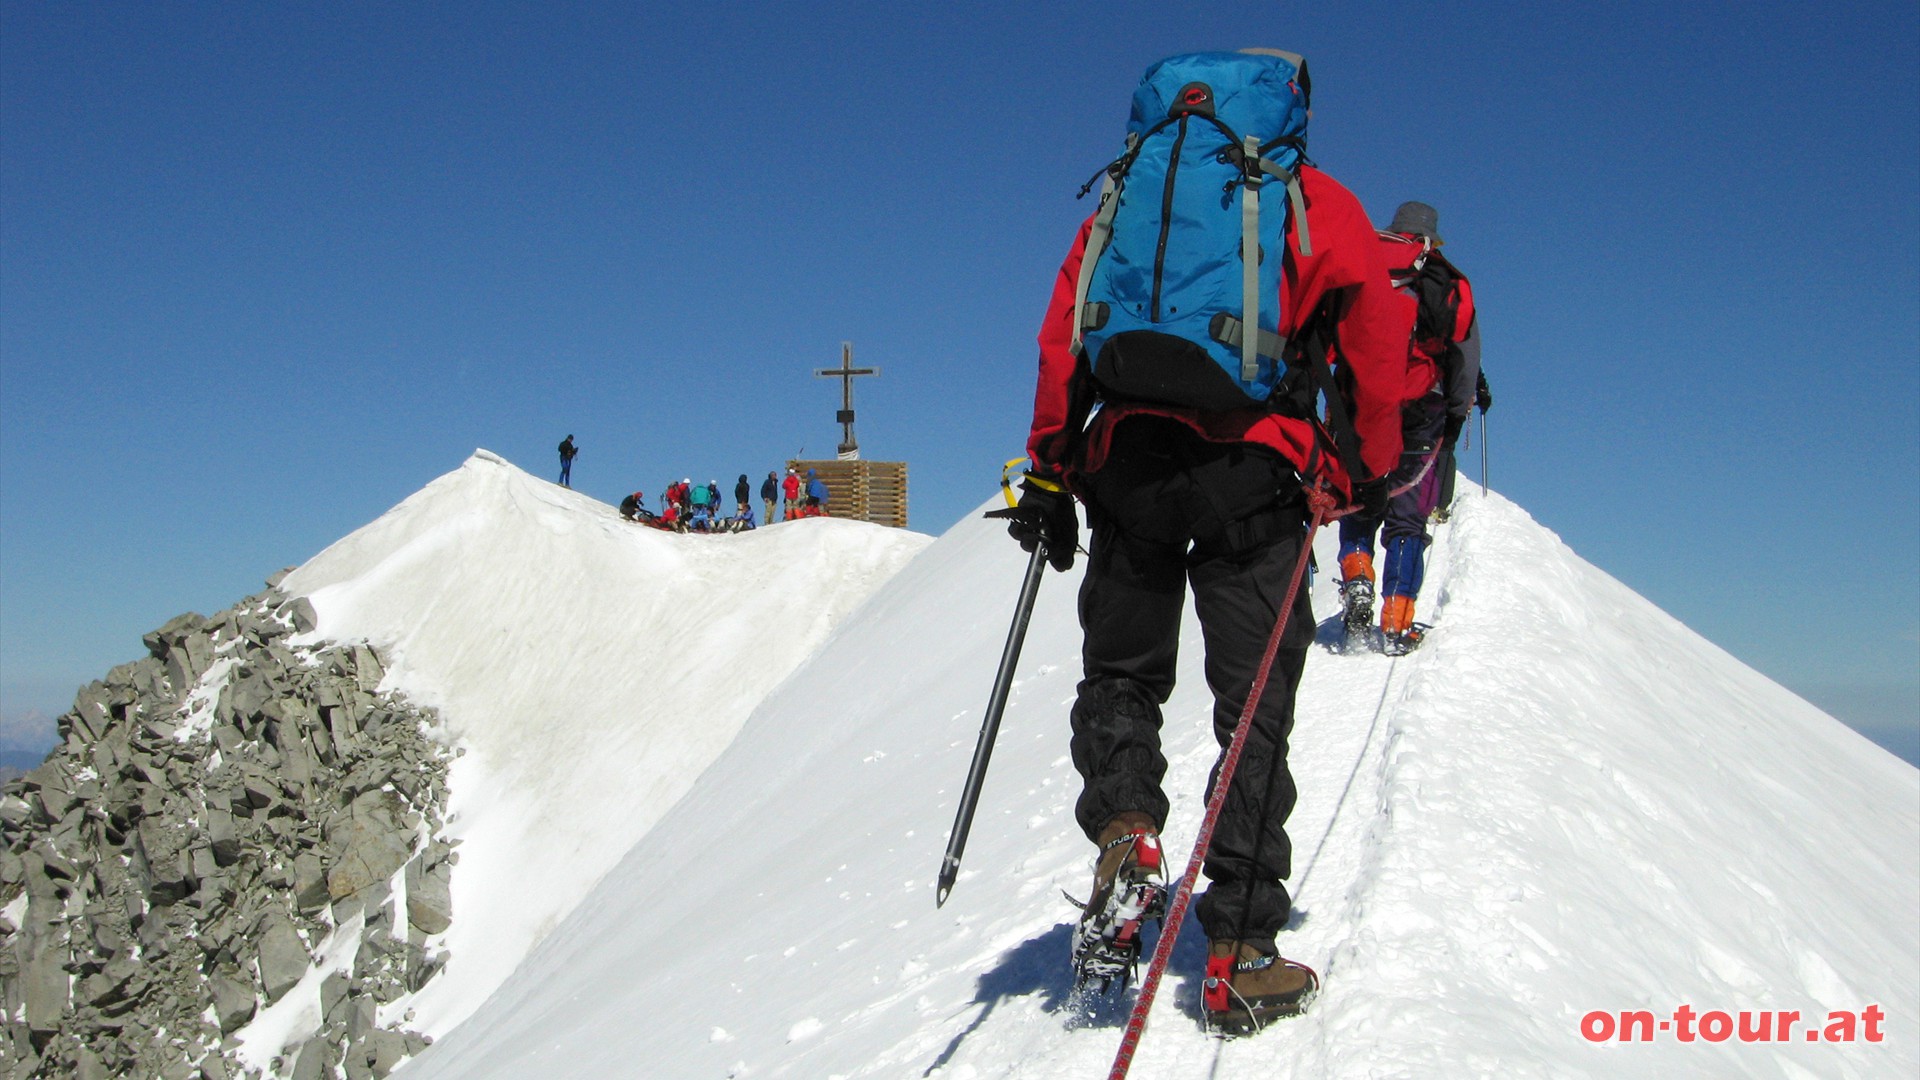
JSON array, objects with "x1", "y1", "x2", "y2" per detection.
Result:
[{"x1": 0, "y1": 582, "x2": 456, "y2": 1080}]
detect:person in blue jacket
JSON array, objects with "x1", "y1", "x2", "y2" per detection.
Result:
[{"x1": 805, "y1": 469, "x2": 829, "y2": 513}]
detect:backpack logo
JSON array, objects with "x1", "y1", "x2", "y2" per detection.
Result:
[{"x1": 1174, "y1": 83, "x2": 1215, "y2": 117}]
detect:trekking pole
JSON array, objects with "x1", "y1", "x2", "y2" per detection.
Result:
[
  {"x1": 936, "y1": 460, "x2": 1052, "y2": 908},
  {"x1": 1478, "y1": 411, "x2": 1488, "y2": 496},
  {"x1": 1107, "y1": 486, "x2": 1339, "y2": 1080}
]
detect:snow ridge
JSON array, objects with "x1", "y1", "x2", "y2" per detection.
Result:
[{"x1": 397, "y1": 484, "x2": 1916, "y2": 1079}]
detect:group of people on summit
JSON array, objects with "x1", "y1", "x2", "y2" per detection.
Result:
[
  {"x1": 555, "y1": 429, "x2": 833, "y2": 533},
  {"x1": 999, "y1": 49, "x2": 1494, "y2": 1034},
  {"x1": 597, "y1": 467, "x2": 830, "y2": 533}
]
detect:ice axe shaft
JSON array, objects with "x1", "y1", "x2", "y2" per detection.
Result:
[
  {"x1": 936, "y1": 541, "x2": 1047, "y2": 907},
  {"x1": 1479, "y1": 411, "x2": 1489, "y2": 496}
]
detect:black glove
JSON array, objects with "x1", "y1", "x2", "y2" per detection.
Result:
[
  {"x1": 996, "y1": 476, "x2": 1078, "y2": 572},
  {"x1": 1352, "y1": 476, "x2": 1390, "y2": 520},
  {"x1": 1443, "y1": 413, "x2": 1466, "y2": 449},
  {"x1": 1475, "y1": 372, "x2": 1493, "y2": 413}
]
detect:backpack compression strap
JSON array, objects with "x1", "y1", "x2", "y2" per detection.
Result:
[
  {"x1": 1239, "y1": 136, "x2": 1262, "y2": 383},
  {"x1": 1235, "y1": 136, "x2": 1312, "y2": 383},
  {"x1": 1071, "y1": 134, "x2": 1140, "y2": 359}
]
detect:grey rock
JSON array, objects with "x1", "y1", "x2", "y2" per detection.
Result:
[
  {"x1": 289, "y1": 1037, "x2": 333, "y2": 1080},
  {"x1": 308, "y1": 721, "x2": 335, "y2": 767},
  {"x1": 325, "y1": 791, "x2": 413, "y2": 901},
  {"x1": 238, "y1": 772, "x2": 280, "y2": 812},
  {"x1": 362, "y1": 1029, "x2": 408, "y2": 1078},
  {"x1": 69, "y1": 683, "x2": 115, "y2": 740},
  {"x1": 320, "y1": 969, "x2": 350, "y2": 1023},
  {"x1": 281, "y1": 596, "x2": 318, "y2": 634},
  {"x1": 254, "y1": 913, "x2": 309, "y2": 1005},
  {"x1": 191, "y1": 844, "x2": 218, "y2": 886},
  {"x1": 163, "y1": 633, "x2": 216, "y2": 695},
  {"x1": 342, "y1": 994, "x2": 377, "y2": 1043},
  {"x1": 73, "y1": 1048, "x2": 111, "y2": 1080},
  {"x1": 210, "y1": 723, "x2": 244, "y2": 757},
  {"x1": 80, "y1": 956, "x2": 138, "y2": 1006},
  {"x1": 137, "y1": 817, "x2": 193, "y2": 905},
  {"x1": 404, "y1": 854, "x2": 452, "y2": 937},
  {"x1": 220, "y1": 671, "x2": 275, "y2": 729},
  {"x1": 23, "y1": 936, "x2": 71, "y2": 1034},
  {"x1": 206, "y1": 808, "x2": 241, "y2": 867},
  {"x1": 209, "y1": 966, "x2": 257, "y2": 1034},
  {"x1": 143, "y1": 612, "x2": 208, "y2": 660},
  {"x1": 24, "y1": 760, "x2": 76, "y2": 823},
  {"x1": 291, "y1": 852, "x2": 330, "y2": 915},
  {"x1": 350, "y1": 646, "x2": 384, "y2": 692}
]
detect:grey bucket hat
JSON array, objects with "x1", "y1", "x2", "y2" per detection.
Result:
[{"x1": 1386, "y1": 201, "x2": 1442, "y2": 243}]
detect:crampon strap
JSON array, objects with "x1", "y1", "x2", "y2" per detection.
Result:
[
  {"x1": 1202, "y1": 953, "x2": 1321, "y2": 1014},
  {"x1": 1105, "y1": 827, "x2": 1162, "y2": 874}
]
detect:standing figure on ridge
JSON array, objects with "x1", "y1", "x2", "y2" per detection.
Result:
[
  {"x1": 762, "y1": 470, "x2": 780, "y2": 524},
  {"x1": 1336, "y1": 201, "x2": 1481, "y2": 655},
  {"x1": 1001, "y1": 50, "x2": 1410, "y2": 1033},
  {"x1": 804, "y1": 468, "x2": 829, "y2": 516},
  {"x1": 557, "y1": 435, "x2": 578, "y2": 488},
  {"x1": 782, "y1": 468, "x2": 801, "y2": 519}
]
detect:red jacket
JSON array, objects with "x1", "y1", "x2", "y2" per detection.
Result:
[{"x1": 1026, "y1": 166, "x2": 1411, "y2": 496}]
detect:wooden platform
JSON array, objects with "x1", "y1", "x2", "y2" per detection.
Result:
[{"x1": 788, "y1": 459, "x2": 909, "y2": 528}]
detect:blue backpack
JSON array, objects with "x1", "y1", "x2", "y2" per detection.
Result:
[{"x1": 1074, "y1": 50, "x2": 1313, "y2": 410}]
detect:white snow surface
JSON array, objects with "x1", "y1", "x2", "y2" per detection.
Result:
[
  {"x1": 311, "y1": 456, "x2": 1914, "y2": 1079},
  {"x1": 272, "y1": 450, "x2": 931, "y2": 1044}
]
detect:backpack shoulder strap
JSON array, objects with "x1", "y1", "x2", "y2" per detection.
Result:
[{"x1": 1286, "y1": 298, "x2": 1372, "y2": 487}]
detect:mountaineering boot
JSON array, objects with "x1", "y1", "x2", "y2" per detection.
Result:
[
  {"x1": 1379, "y1": 595, "x2": 1423, "y2": 656},
  {"x1": 1203, "y1": 940, "x2": 1318, "y2": 1035},
  {"x1": 1071, "y1": 812, "x2": 1168, "y2": 990},
  {"x1": 1337, "y1": 551, "x2": 1376, "y2": 643}
]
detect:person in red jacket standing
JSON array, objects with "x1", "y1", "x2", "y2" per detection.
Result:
[
  {"x1": 1001, "y1": 50, "x2": 1410, "y2": 1030},
  {"x1": 781, "y1": 468, "x2": 801, "y2": 519},
  {"x1": 1337, "y1": 201, "x2": 1482, "y2": 655}
]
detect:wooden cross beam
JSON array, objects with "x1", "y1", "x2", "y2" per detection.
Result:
[{"x1": 814, "y1": 341, "x2": 878, "y2": 459}]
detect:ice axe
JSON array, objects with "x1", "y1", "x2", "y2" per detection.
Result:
[
  {"x1": 1479, "y1": 410, "x2": 1489, "y2": 496},
  {"x1": 936, "y1": 460, "x2": 1052, "y2": 907}
]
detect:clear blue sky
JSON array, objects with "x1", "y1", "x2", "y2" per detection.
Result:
[{"x1": 3, "y1": 1, "x2": 1916, "y2": 761}]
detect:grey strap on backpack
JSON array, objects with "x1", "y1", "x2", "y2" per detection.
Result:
[
  {"x1": 1240, "y1": 136, "x2": 1262, "y2": 383},
  {"x1": 1071, "y1": 134, "x2": 1137, "y2": 359},
  {"x1": 1237, "y1": 137, "x2": 1310, "y2": 383}
]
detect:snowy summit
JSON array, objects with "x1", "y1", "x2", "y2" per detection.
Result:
[{"x1": 238, "y1": 453, "x2": 1919, "y2": 1079}]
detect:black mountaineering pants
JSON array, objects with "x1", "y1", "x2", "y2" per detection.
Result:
[{"x1": 1072, "y1": 415, "x2": 1313, "y2": 947}]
